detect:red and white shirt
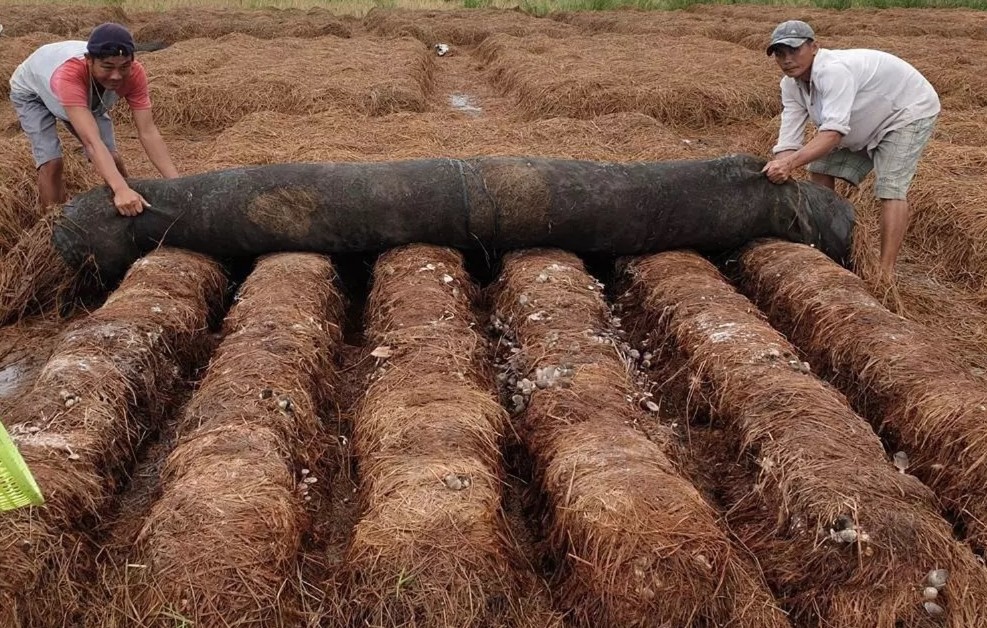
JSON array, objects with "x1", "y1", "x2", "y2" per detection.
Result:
[{"x1": 9, "y1": 40, "x2": 151, "y2": 121}]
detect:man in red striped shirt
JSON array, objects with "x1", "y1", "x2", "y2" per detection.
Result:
[{"x1": 9, "y1": 23, "x2": 177, "y2": 215}]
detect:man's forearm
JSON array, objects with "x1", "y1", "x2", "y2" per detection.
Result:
[
  {"x1": 85, "y1": 139, "x2": 130, "y2": 192},
  {"x1": 788, "y1": 131, "x2": 843, "y2": 169},
  {"x1": 140, "y1": 130, "x2": 179, "y2": 178}
]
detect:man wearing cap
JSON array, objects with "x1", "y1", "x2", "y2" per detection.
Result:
[
  {"x1": 761, "y1": 20, "x2": 940, "y2": 278},
  {"x1": 8, "y1": 22, "x2": 177, "y2": 216}
]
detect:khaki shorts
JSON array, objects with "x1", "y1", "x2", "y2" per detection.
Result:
[
  {"x1": 10, "y1": 90, "x2": 117, "y2": 168},
  {"x1": 807, "y1": 114, "x2": 938, "y2": 200}
]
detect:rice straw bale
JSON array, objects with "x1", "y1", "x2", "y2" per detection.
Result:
[
  {"x1": 0, "y1": 5, "x2": 125, "y2": 38},
  {"x1": 739, "y1": 240, "x2": 987, "y2": 552},
  {"x1": 620, "y1": 250, "x2": 987, "y2": 627},
  {"x1": 491, "y1": 249, "x2": 790, "y2": 627},
  {"x1": 131, "y1": 7, "x2": 352, "y2": 46},
  {"x1": 0, "y1": 248, "x2": 225, "y2": 626},
  {"x1": 140, "y1": 33, "x2": 433, "y2": 133},
  {"x1": 476, "y1": 33, "x2": 780, "y2": 125},
  {"x1": 340, "y1": 245, "x2": 553, "y2": 627},
  {"x1": 364, "y1": 7, "x2": 573, "y2": 46},
  {"x1": 101, "y1": 253, "x2": 343, "y2": 627},
  {"x1": 199, "y1": 109, "x2": 762, "y2": 170}
]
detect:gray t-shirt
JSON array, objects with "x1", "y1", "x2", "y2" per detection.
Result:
[{"x1": 773, "y1": 48, "x2": 940, "y2": 154}]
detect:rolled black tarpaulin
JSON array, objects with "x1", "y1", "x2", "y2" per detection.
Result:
[{"x1": 54, "y1": 154, "x2": 854, "y2": 279}]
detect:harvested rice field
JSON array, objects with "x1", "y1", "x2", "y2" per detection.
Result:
[{"x1": 3, "y1": 4, "x2": 987, "y2": 627}]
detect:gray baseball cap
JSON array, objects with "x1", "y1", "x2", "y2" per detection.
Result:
[{"x1": 766, "y1": 20, "x2": 815, "y2": 56}]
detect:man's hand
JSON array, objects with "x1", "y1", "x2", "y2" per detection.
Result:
[
  {"x1": 762, "y1": 155, "x2": 796, "y2": 184},
  {"x1": 114, "y1": 186, "x2": 151, "y2": 216}
]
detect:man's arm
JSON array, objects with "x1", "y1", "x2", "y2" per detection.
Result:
[
  {"x1": 63, "y1": 105, "x2": 148, "y2": 215},
  {"x1": 764, "y1": 66, "x2": 855, "y2": 184},
  {"x1": 763, "y1": 131, "x2": 843, "y2": 183},
  {"x1": 773, "y1": 79, "x2": 810, "y2": 154},
  {"x1": 132, "y1": 108, "x2": 178, "y2": 179}
]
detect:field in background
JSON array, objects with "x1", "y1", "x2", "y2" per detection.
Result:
[
  {"x1": 3, "y1": 0, "x2": 987, "y2": 16},
  {"x1": 3, "y1": 3, "x2": 987, "y2": 627}
]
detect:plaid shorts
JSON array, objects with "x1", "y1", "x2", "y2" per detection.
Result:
[
  {"x1": 807, "y1": 114, "x2": 938, "y2": 200},
  {"x1": 10, "y1": 90, "x2": 117, "y2": 168}
]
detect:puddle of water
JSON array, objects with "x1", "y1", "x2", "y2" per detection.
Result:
[
  {"x1": 449, "y1": 93, "x2": 483, "y2": 117},
  {"x1": 0, "y1": 362, "x2": 27, "y2": 397}
]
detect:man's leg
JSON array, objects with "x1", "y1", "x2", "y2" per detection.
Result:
[
  {"x1": 872, "y1": 115, "x2": 938, "y2": 278},
  {"x1": 37, "y1": 158, "x2": 67, "y2": 207},
  {"x1": 112, "y1": 152, "x2": 129, "y2": 178},
  {"x1": 10, "y1": 90, "x2": 65, "y2": 209},
  {"x1": 879, "y1": 199, "x2": 909, "y2": 277},
  {"x1": 809, "y1": 172, "x2": 836, "y2": 190},
  {"x1": 806, "y1": 148, "x2": 872, "y2": 196}
]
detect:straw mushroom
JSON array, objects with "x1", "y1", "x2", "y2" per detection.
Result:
[
  {"x1": 927, "y1": 568, "x2": 949, "y2": 589},
  {"x1": 924, "y1": 601, "x2": 944, "y2": 617},
  {"x1": 443, "y1": 473, "x2": 471, "y2": 491},
  {"x1": 893, "y1": 451, "x2": 909, "y2": 473}
]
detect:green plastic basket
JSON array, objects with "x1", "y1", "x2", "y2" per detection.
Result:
[{"x1": 0, "y1": 421, "x2": 44, "y2": 512}]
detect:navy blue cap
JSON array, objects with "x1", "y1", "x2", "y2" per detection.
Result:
[{"x1": 86, "y1": 22, "x2": 135, "y2": 57}]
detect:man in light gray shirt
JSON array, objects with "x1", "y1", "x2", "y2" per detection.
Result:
[{"x1": 761, "y1": 20, "x2": 940, "y2": 279}]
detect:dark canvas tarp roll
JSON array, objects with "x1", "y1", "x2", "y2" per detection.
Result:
[{"x1": 54, "y1": 154, "x2": 854, "y2": 279}]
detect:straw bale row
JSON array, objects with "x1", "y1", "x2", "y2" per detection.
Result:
[
  {"x1": 689, "y1": 5, "x2": 987, "y2": 38},
  {"x1": 364, "y1": 7, "x2": 574, "y2": 46},
  {"x1": 0, "y1": 248, "x2": 225, "y2": 626},
  {"x1": 131, "y1": 7, "x2": 353, "y2": 46},
  {"x1": 339, "y1": 245, "x2": 549, "y2": 627},
  {"x1": 740, "y1": 240, "x2": 987, "y2": 553},
  {"x1": 491, "y1": 249, "x2": 789, "y2": 627},
  {"x1": 476, "y1": 33, "x2": 780, "y2": 126},
  {"x1": 96, "y1": 253, "x2": 343, "y2": 626},
  {"x1": 553, "y1": 5, "x2": 987, "y2": 40},
  {"x1": 0, "y1": 5, "x2": 124, "y2": 38},
  {"x1": 620, "y1": 250, "x2": 987, "y2": 627},
  {"x1": 845, "y1": 142, "x2": 987, "y2": 290},
  {"x1": 199, "y1": 109, "x2": 760, "y2": 168},
  {"x1": 140, "y1": 33, "x2": 434, "y2": 133}
]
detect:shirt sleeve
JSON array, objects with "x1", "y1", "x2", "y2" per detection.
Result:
[
  {"x1": 813, "y1": 63, "x2": 855, "y2": 136},
  {"x1": 772, "y1": 78, "x2": 809, "y2": 154},
  {"x1": 120, "y1": 62, "x2": 152, "y2": 111},
  {"x1": 50, "y1": 60, "x2": 90, "y2": 109}
]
